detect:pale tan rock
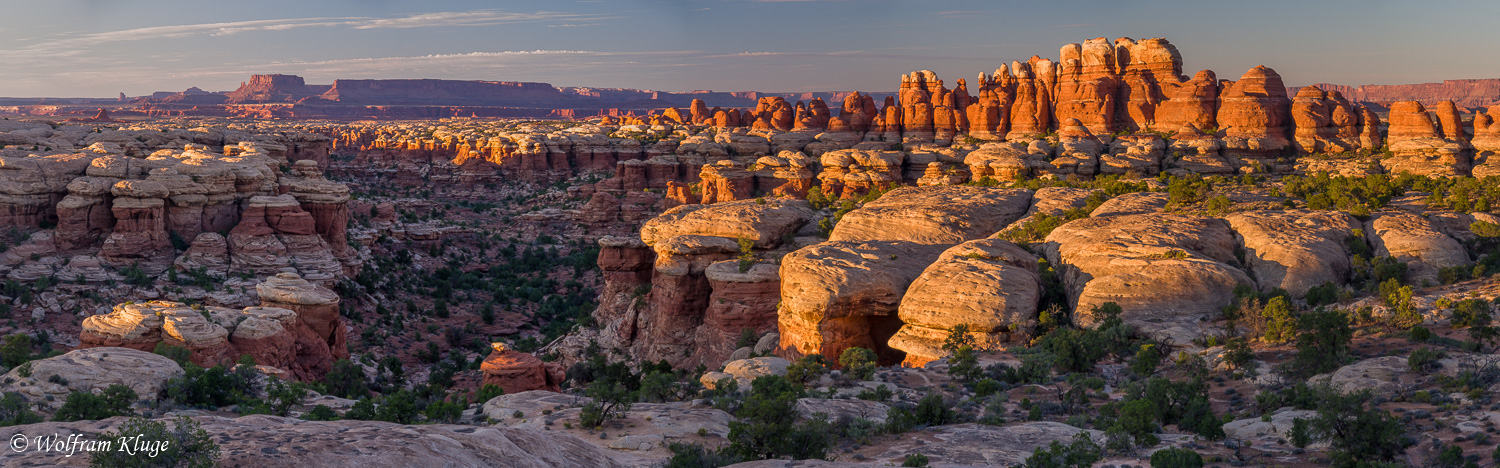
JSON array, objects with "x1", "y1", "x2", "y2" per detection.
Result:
[
  {"x1": 1223, "y1": 408, "x2": 1320, "y2": 445},
  {"x1": 0, "y1": 347, "x2": 184, "y2": 410},
  {"x1": 720, "y1": 356, "x2": 791, "y2": 388},
  {"x1": 1088, "y1": 191, "x2": 1167, "y2": 217},
  {"x1": 869, "y1": 422, "x2": 1103, "y2": 467},
  {"x1": 1308, "y1": 356, "x2": 1412, "y2": 398},
  {"x1": 777, "y1": 240, "x2": 947, "y2": 365},
  {"x1": 1365, "y1": 211, "x2": 1470, "y2": 284},
  {"x1": 79, "y1": 301, "x2": 168, "y2": 351},
  {"x1": 1042, "y1": 214, "x2": 1254, "y2": 343},
  {"x1": 1224, "y1": 210, "x2": 1363, "y2": 296},
  {"x1": 890, "y1": 239, "x2": 1040, "y2": 366},
  {"x1": 829, "y1": 186, "x2": 1032, "y2": 245},
  {"x1": 640, "y1": 199, "x2": 815, "y2": 249}
]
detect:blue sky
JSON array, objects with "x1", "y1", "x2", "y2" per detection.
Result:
[{"x1": 3, "y1": 0, "x2": 1498, "y2": 97}]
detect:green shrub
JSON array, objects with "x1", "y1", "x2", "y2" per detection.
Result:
[
  {"x1": 320, "y1": 359, "x2": 370, "y2": 399},
  {"x1": 344, "y1": 398, "x2": 376, "y2": 420},
  {"x1": 1289, "y1": 417, "x2": 1311, "y2": 448},
  {"x1": 165, "y1": 364, "x2": 258, "y2": 408},
  {"x1": 265, "y1": 379, "x2": 307, "y2": 416},
  {"x1": 1291, "y1": 309, "x2": 1352, "y2": 376},
  {"x1": 901, "y1": 453, "x2": 931, "y2": 467},
  {"x1": 152, "y1": 343, "x2": 192, "y2": 367},
  {"x1": 1130, "y1": 344, "x2": 1162, "y2": 375},
  {"x1": 579, "y1": 379, "x2": 633, "y2": 428},
  {"x1": 664, "y1": 442, "x2": 740, "y2": 468},
  {"x1": 736, "y1": 237, "x2": 755, "y2": 273},
  {"x1": 375, "y1": 390, "x2": 418, "y2": 424},
  {"x1": 424, "y1": 396, "x2": 466, "y2": 423},
  {"x1": 0, "y1": 391, "x2": 40, "y2": 427},
  {"x1": 1305, "y1": 282, "x2": 1339, "y2": 307},
  {"x1": 784, "y1": 355, "x2": 826, "y2": 387},
  {"x1": 727, "y1": 376, "x2": 830, "y2": 460},
  {"x1": 1150, "y1": 447, "x2": 1204, "y2": 468},
  {"x1": 53, "y1": 384, "x2": 136, "y2": 422},
  {"x1": 735, "y1": 329, "x2": 758, "y2": 349},
  {"x1": 0, "y1": 334, "x2": 38, "y2": 368},
  {"x1": 473, "y1": 383, "x2": 504, "y2": 404},
  {"x1": 1308, "y1": 386, "x2": 1410, "y2": 466},
  {"x1": 837, "y1": 347, "x2": 876, "y2": 381},
  {"x1": 1407, "y1": 347, "x2": 1445, "y2": 373},
  {"x1": 300, "y1": 404, "x2": 339, "y2": 421},
  {"x1": 1020, "y1": 432, "x2": 1102, "y2": 468},
  {"x1": 88, "y1": 416, "x2": 219, "y2": 468},
  {"x1": 1261, "y1": 296, "x2": 1297, "y2": 343}
]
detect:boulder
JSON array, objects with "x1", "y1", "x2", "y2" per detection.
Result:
[
  {"x1": 889, "y1": 239, "x2": 1041, "y2": 366},
  {"x1": 480, "y1": 344, "x2": 565, "y2": 394},
  {"x1": 1365, "y1": 211, "x2": 1470, "y2": 284},
  {"x1": 640, "y1": 199, "x2": 815, "y2": 249},
  {"x1": 0, "y1": 347, "x2": 184, "y2": 410},
  {"x1": 1224, "y1": 210, "x2": 1362, "y2": 296},
  {"x1": 79, "y1": 301, "x2": 167, "y2": 351},
  {"x1": 720, "y1": 357, "x2": 791, "y2": 387},
  {"x1": 777, "y1": 240, "x2": 947, "y2": 365},
  {"x1": 829, "y1": 186, "x2": 1032, "y2": 245},
  {"x1": 1043, "y1": 214, "x2": 1254, "y2": 343}
]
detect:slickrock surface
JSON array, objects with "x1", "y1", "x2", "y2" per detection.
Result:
[
  {"x1": 890, "y1": 239, "x2": 1041, "y2": 366},
  {"x1": 777, "y1": 240, "x2": 947, "y2": 365},
  {"x1": 0, "y1": 348, "x2": 184, "y2": 411},
  {"x1": 1224, "y1": 210, "x2": 1363, "y2": 296},
  {"x1": 1364, "y1": 211, "x2": 1471, "y2": 284},
  {"x1": 1043, "y1": 214, "x2": 1254, "y2": 343},
  {"x1": 0, "y1": 415, "x2": 632, "y2": 468},
  {"x1": 828, "y1": 186, "x2": 1032, "y2": 245}
]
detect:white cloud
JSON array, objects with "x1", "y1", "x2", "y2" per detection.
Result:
[{"x1": 0, "y1": 9, "x2": 616, "y2": 63}]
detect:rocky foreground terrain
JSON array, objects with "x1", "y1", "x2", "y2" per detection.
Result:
[{"x1": 0, "y1": 36, "x2": 1497, "y2": 467}]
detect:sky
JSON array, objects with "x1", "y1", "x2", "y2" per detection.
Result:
[{"x1": 2, "y1": 0, "x2": 1498, "y2": 97}]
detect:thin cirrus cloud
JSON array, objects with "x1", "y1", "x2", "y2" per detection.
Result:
[{"x1": 0, "y1": 10, "x2": 614, "y2": 61}]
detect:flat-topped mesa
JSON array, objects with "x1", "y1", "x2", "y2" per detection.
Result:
[{"x1": 78, "y1": 272, "x2": 345, "y2": 380}]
